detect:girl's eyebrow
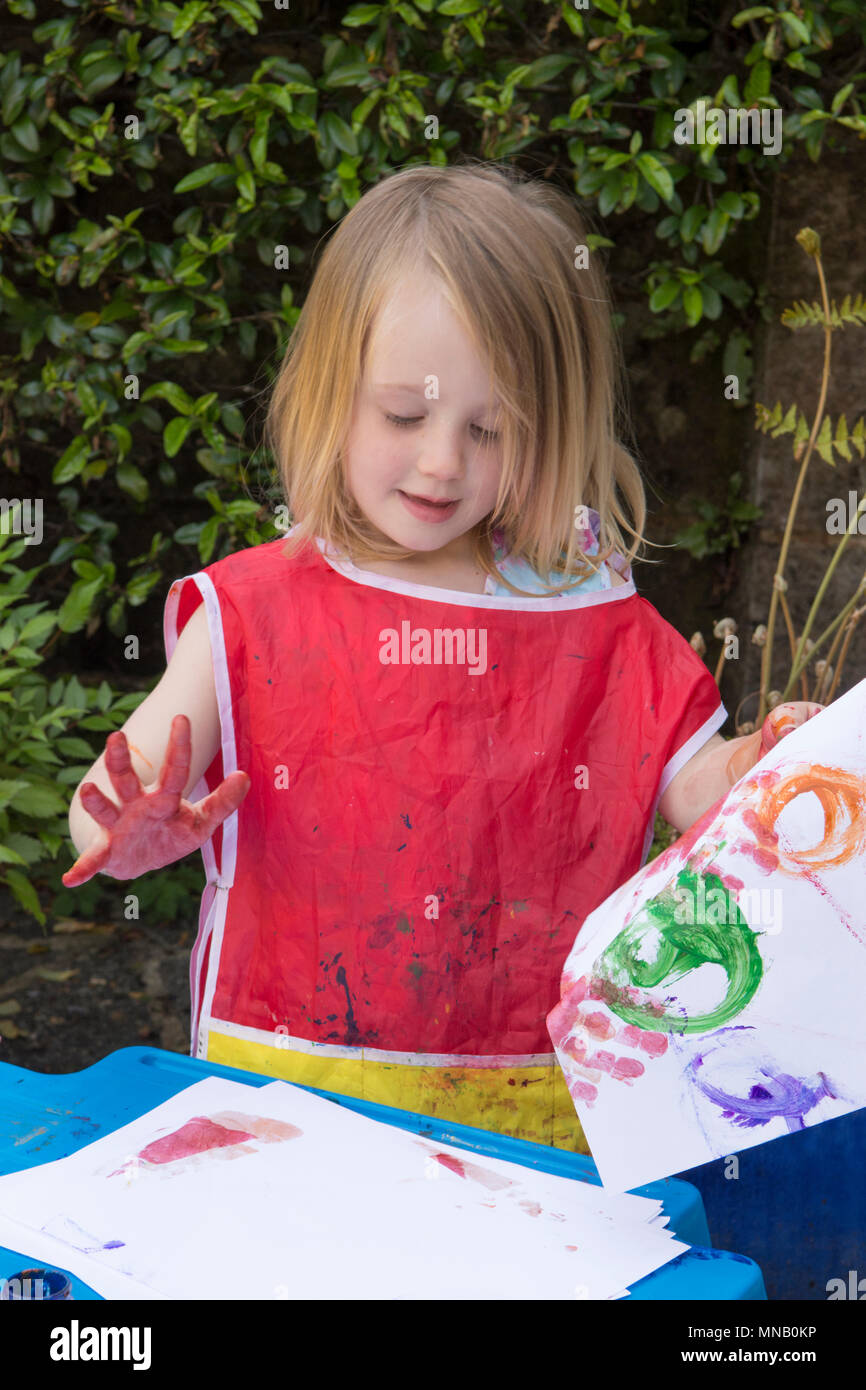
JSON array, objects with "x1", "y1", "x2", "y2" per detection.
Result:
[{"x1": 373, "y1": 382, "x2": 501, "y2": 410}]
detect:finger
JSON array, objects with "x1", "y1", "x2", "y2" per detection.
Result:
[
  {"x1": 192, "y1": 771, "x2": 251, "y2": 840},
  {"x1": 154, "y1": 714, "x2": 192, "y2": 800},
  {"x1": 61, "y1": 838, "x2": 110, "y2": 888},
  {"x1": 726, "y1": 729, "x2": 763, "y2": 784},
  {"x1": 761, "y1": 701, "x2": 823, "y2": 752},
  {"x1": 761, "y1": 705, "x2": 797, "y2": 751},
  {"x1": 78, "y1": 781, "x2": 122, "y2": 829},
  {"x1": 104, "y1": 730, "x2": 144, "y2": 804}
]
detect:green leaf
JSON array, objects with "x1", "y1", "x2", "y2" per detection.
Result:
[
  {"x1": 79, "y1": 57, "x2": 124, "y2": 97},
  {"x1": 780, "y1": 12, "x2": 811, "y2": 45},
  {"x1": 815, "y1": 414, "x2": 834, "y2": 464},
  {"x1": 321, "y1": 111, "x2": 359, "y2": 156},
  {"x1": 731, "y1": 6, "x2": 775, "y2": 25},
  {"x1": 598, "y1": 177, "x2": 621, "y2": 219},
  {"x1": 0, "y1": 779, "x2": 28, "y2": 813},
  {"x1": 700, "y1": 283, "x2": 723, "y2": 319},
  {"x1": 142, "y1": 381, "x2": 195, "y2": 414},
  {"x1": 341, "y1": 3, "x2": 383, "y2": 22},
  {"x1": 54, "y1": 737, "x2": 96, "y2": 759},
  {"x1": 9, "y1": 781, "x2": 68, "y2": 817},
  {"x1": 832, "y1": 82, "x2": 854, "y2": 115},
  {"x1": 519, "y1": 55, "x2": 574, "y2": 88},
  {"x1": 199, "y1": 515, "x2": 220, "y2": 565},
  {"x1": 52, "y1": 435, "x2": 89, "y2": 484},
  {"x1": 11, "y1": 116, "x2": 39, "y2": 153},
  {"x1": 635, "y1": 154, "x2": 674, "y2": 203},
  {"x1": 744, "y1": 59, "x2": 771, "y2": 105},
  {"x1": 57, "y1": 577, "x2": 104, "y2": 634},
  {"x1": 649, "y1": 279, "x2": 681, "y2": 312},
  {"x1": 1, "y1": 832, "x2": 43, "y2": 866},
  {"x1": 680, "y1": 204, "x2": 705, "y2": 242},
  {"x1": 793, "y1": 86, "x2": 824, "y2": 110},
  {"x1": 236, "y1": 170, "x2": 256, "y2": 204},
  {"x1": 701, "y1": 208, "x2": 730, "y2": 256},
  {"x1": 4, "y1": 868, "x2": 45, "y2": 924},
  {"x1": 116, "y1": 461, "x2": 149, "y2": 502},
  {"x1": 716, "y1": 192, "x2": 744, "y2": 217},
  {"x1": 321, "y1": 62, "x2": 370, "y2": 88},
  {"x1": 682, "y1": 285, "x2": 703, "y2": 326},
  {"x1": 164, "y1": 416, "x2": 196, "y2": 457},
  {"x1": 221, "y1": 403, "x2": 246, "y2": 436},
  {"x1": 174, "y1": 163, "x2": 234, "y2": 193},
  {"x1": 18, "y1": 612, "x2": 56, "y2": 647}
]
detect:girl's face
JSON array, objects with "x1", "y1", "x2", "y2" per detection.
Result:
[{"x1": 344, "y1": 274, "x2": 504, "y2": 560}]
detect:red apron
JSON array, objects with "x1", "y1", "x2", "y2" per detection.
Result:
[{"x1": 163, "y1": 532, "x2": 725, "y2": 1150}]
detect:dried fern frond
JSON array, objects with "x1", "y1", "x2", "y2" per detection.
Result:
[
  {"x1": 781, "y1": 292, "x2": 866, "y2": 330},
  {"x1": 755, "y1": 401, "x2": 866, "y2": 462}
]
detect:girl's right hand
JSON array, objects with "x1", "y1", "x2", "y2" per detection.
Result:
[{"x1": 61, "y1": 714, "x2": 250, "y2": 887}]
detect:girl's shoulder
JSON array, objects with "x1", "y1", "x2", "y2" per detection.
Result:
[{"x1": 201, "y1": 534, "x2": 316, "y2": 587}]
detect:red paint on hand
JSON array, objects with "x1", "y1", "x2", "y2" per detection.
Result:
[{"x1": 62, "y1": 714, "x2": 250, "y2": 886}]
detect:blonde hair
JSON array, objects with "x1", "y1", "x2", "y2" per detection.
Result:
[{"x1": 265, "y1": 157, "x2": 649, "y2": 595}]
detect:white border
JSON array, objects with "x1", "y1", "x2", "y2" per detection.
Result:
[
  {"x1": 207, "y1": 1018, "x2": 557, "y2": 1068},
  {"x1": 314, "y1": 536, "x2": 636, "y2": 612},
  {"x1": 639, "y1": 703, "x2": 729, "y2": 865},
  {"x1": 163, "y1": 571, "x2": 240, "y2": 1054}
]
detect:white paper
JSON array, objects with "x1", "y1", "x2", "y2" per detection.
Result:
[
  {"x1": 0, "y1": 1076, "x2": 686, "y2": 1300},
  {"x1": 548, "y1": 678, "x2": 866, "y2": 1191}
]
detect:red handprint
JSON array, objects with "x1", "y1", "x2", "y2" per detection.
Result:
[{"x1": 62, "y1": 714, "x2": 250, "y2": 886}]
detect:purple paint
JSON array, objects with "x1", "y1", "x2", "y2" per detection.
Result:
[{"x1": 688, "y1": 1028, "x2": 836, "y2": 1131}]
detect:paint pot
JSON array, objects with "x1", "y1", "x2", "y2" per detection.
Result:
[{"x1": 0, "y1": 1267, "x2": 73, "y2": 1299}]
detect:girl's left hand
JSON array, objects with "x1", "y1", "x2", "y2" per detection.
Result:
[{"x1": 760, "y1": 701, "x2": 824, "y2": 753}]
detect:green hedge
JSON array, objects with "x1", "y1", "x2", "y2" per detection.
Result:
[{"x1": 2, "y1": 0, "x2": 864, "y2": 921}]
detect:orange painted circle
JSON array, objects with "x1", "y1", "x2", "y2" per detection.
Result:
[{"x1": 755, "y1": 764, "x2": 866, "y2": 872}]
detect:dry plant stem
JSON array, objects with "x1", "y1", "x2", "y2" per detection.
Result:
[
  {"x1": 784, "y1": 583, "x2": 866, "y2": 696},
  {"x1": 825, "y1": 606, "x2": 865, "y2": 702},
  {"x1": 777, "y1": 589, "x2": 808, "y2": 700},
  {"x1": 812, "y1": 608, "x2": 849, "y2": 701},
  {"x1": 759, "y1": 249, "x2": 832, "y2": 727},
  {"x1": 713, "y1": 644, "x2": 727, "y2": 686},
  {"x1": 782, "y1": 492, "x2": 866, "y2": 702},
  {"x1": 734, "y1": 688, "x2": 761, "y2": 734}
]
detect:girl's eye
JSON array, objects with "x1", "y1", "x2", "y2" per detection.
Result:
[
  {"x1": 385, "y1": 413, "x2": 421, "y2": 429},
  {"x1": 384, "y1": 413, "x2": 498, "y2": 443}
]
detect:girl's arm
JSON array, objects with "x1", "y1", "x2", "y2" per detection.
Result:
[
  {"x1": 65, "y1": 604, "x2": 246, "y2": 884},
  {"x1": 658, "y1": 702, "x2": 823, "y2": 834}
]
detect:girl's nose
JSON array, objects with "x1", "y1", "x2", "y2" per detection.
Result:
[{"x1": 414, "y1": 431, "x2": 469, "y2": 481}]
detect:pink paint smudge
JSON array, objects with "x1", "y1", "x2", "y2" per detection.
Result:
[
  {"x1": 422, "y1": 1147, "x2": 513, "y2": 1191},
  {"x1": 109, "y1": 1110, "x2": 303, "y2": 1178},
  {"x1": 138, "y1": 1116, "x2": 256, "y2": 1166}
]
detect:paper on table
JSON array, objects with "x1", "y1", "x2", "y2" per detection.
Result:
[
  {"x1": 0, "y1": 1076, "x2": 687, "y2": 1300},
  {"x1": 548, "y1": 677, "x2": 866, "y2": 1192}
]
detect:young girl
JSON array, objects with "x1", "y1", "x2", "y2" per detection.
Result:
[{"x1": 64, "y1": 160, "x2": 819, "y2": 1154}]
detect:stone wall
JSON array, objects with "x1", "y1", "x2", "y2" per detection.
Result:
[
  {"x1": 738, "y1": 144, "x2": 866, "y2": 719},
  {"x1": 618, "y1": 141, "x2": 866, "y2": 730}
]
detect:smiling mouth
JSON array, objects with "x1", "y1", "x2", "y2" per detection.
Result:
[{"x1": 399, "y1": 491, "x2": 459, "y2": 507}]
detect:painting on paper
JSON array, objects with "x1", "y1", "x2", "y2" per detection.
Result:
[{"x1": 548, "y1": 678, "x2": 866, "y2": 1192}]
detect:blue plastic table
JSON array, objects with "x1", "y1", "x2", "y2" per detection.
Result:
[{"x1": 0, "y1": 1047, "x2": 766, "y2": 1299}]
